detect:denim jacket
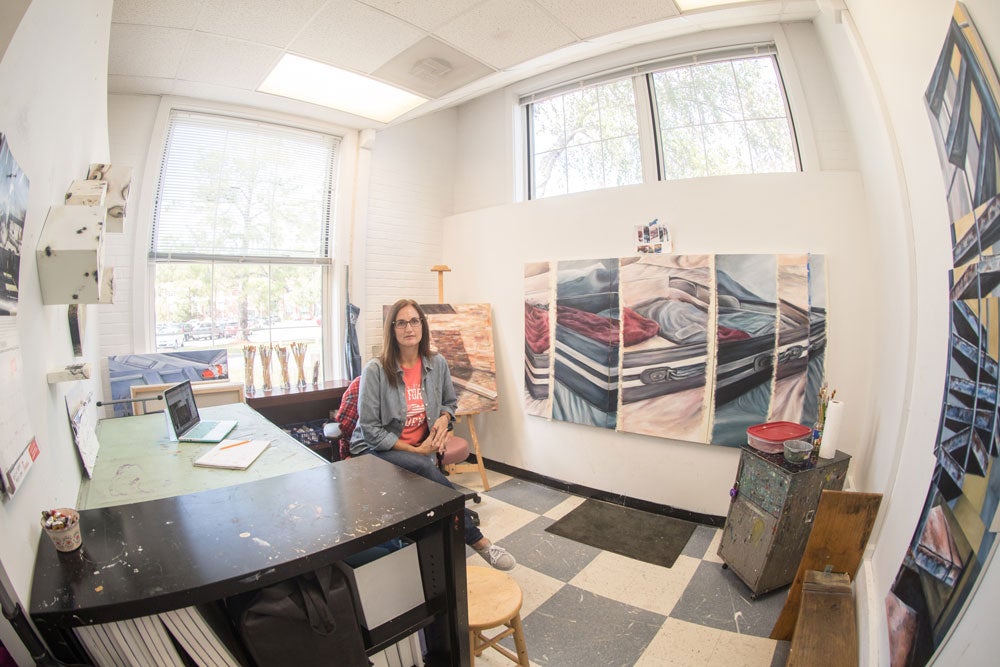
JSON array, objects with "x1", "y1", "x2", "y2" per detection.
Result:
[{"x1": 350, "y1": 354, "x2": 457, "y2": 455}]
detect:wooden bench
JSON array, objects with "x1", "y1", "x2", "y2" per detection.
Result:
[{"x1": 787, "y1": 570, "x2": 857, "y2": 667}]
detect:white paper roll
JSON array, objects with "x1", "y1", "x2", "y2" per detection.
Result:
[{"x1": 820, "y1": 399, "x2": 844, "y2": 459}]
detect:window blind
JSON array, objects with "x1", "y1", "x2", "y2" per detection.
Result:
[
  {"x1": 519, "y1": 42, "x2": 779, "y2": 107},
  {"x1": 150, "y1": 111, "x2": 339, "y2": 265}
]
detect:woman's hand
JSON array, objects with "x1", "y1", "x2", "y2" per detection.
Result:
[
  {"x1": 411, "y1": 438, "x2": 438, "y2": 456},
  {"x1": 428, "y1": 414, "x2": 451, "y2": 452}
]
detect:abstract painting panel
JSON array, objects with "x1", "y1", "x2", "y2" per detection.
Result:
[
  {"x1": 553, "y1": 258, "x2": 620, "y2": 429},
  {"x1": 889, "y1": 5, "x2": 1000, "y2": 665},
  {"x1": 619, "y1": 254, "x2": 712, "y2": 441},
  {"x1": 801, "y1": 255, "x2": 828, "y2": 427},
  {"x1": 769, "y1": 254, "x2": 811, "y2": 423},
  {"x1": 524, "y1": 262, "x2": 553, "y2": 418},
  {"x1": 0, "y1": 133, "x2": 28, "y2": 317},
  {"x1": 711, "y1": 254, "x2": 778, "y2": 446}
]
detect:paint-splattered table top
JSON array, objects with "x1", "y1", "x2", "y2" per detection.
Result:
[
  {"x1": 78, "y1": 402, "x2": 326, "y2": 510},
  {"x1": 30, "y1": 455, "x2": 464, "y2": 626}
]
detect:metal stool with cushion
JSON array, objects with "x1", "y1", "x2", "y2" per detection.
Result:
[{"x1": 466, "y1": 566, "x2": 529, "y2": 666}]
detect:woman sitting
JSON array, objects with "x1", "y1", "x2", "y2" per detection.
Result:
[{"x1": 350, "y1": 298, "x2": 515, "y2": 571}]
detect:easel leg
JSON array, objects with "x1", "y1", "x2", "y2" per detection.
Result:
[{"x1": 464, "y1": 415, "x2": 490, "y2": 491}]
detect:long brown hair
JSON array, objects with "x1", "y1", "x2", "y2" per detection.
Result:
[{"x1": 380, "y1": 299, "x2": 432, "y2": 386}]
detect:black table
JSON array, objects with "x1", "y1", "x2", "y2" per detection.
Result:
[{"x1": 30, "y1": 456, "x2": 470, "y2": 665}]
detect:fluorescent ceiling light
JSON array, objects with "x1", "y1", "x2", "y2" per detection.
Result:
[
  {"x1": 675, "y1": 0, "x2": 758, "y2": 10},
  {"x1": 258, "y1": 54, "x2": 426, "y2": 123}
]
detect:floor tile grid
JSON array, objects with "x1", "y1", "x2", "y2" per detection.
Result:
[{"x1": 450, "y1": 470, "x2": 791, "y2": 667}]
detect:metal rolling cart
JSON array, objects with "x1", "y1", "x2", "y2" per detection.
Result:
[{"x1": 718, "y1": 445, "x2": 851, "y2": 598}]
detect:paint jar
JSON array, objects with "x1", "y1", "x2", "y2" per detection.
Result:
[
  {"x1": 783, "y1": 439, "x2": 814, "y2": 464},
  {"x1": 41, "y1": 508, "x2": 82, "y2": 552}
]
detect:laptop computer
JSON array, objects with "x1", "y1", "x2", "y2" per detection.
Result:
[{"x1": 163, "y1": 380, "x2": 238, "y2": 443}]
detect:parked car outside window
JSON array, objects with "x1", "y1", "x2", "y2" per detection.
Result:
[{"x1": 156, "y1": 323, "x2": 184, "y2": 349}]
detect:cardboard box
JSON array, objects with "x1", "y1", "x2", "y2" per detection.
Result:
[{"x1": 340, "y1": 541, "x2": 425, "y2": 629}]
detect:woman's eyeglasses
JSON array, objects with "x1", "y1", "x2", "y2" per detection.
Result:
[{"x1": 393, "y1": 317, "x2": 422, "y2": 330}]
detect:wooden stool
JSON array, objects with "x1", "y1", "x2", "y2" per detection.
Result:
[{"x1": 466, "y1": 566, "x2": 529, "y2": 666}]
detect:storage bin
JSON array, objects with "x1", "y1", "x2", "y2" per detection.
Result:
[
  {"x1": 337, "y1": 540, "x2": 425, "y2": 629},
  {"x1": 746, "y1": 421, "x2": 811, "y2": 454}
]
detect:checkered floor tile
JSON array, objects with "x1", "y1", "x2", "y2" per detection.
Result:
[{"x1": 451, "y1": 468, "x2": 791, "y2": 667}]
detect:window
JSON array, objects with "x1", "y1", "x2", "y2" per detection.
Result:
[
  {"x1": 529, "y1": 78, "x2": 642, "y2": 199},
  {"x1": 150, "y1": 111, "x2": 339, "y2": 385},
  {"x1": 524, "y1": 45, "x2": 799, "y2": 199},
  {"x1": 652, "y1": 56, "x2": 796, "y2": 179}
]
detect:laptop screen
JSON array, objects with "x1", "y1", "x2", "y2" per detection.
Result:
[{"x1": 164, "y1": 380, "x2": 200, "y2": 436}]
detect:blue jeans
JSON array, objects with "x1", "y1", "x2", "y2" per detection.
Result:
[{"x1": 370, "y1": 449, "x2": 484, "y2": 546}]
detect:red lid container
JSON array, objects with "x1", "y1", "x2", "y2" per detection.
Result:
[{"x1": 746, "y1": 421, "x2": 811, "y2": 454}]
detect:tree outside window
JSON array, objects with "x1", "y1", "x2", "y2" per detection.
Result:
[{"x1": 526, "y1": 48, "x2": 798, "y2": 200}]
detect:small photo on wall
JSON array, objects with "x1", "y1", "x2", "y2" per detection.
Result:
[{"x1": 635, "y1": 218, "x2": 672, "y2": 254}]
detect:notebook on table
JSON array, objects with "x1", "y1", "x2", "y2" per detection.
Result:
[
  {"x1": 194, "y1": 439, "x2": 270, "y2": 470},
  {"x1": 163, "y1": 380, "x2": 237, "y2": 443}
]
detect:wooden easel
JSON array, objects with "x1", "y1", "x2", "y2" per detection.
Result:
[{"x1": 432, "y1": 265, "x2": 491, "y2": 491}]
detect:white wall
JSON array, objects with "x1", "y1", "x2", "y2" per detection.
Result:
[
  {"x1": 101, "y1": 94, "x2": 159, "y2": 360},
  {"x1": 444, "y1": 21, "x2": 871, "y2": 518},
  {"x1": 443, "y1": 172, "x2": 871, "y2": 516},
  {"x1": 0, "y1": 1, "x2": 112, "y2": 663},
  {"x1": 359, "y1": 109, "x2": 459, "y2": 358}
]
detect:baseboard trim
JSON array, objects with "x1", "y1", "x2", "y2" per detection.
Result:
[{"x1": 478, "y1": 457, "x2": 726, "y2": 527}]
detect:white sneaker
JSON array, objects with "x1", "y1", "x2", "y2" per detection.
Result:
[{"x1": 476, "y1": 542, "x2": 516, "y2": 571}]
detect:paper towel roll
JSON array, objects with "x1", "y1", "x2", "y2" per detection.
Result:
[{"x1": 819, "y1": 400, "x2": 844, "y2": 459}]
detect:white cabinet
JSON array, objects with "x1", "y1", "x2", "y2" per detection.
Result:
[{"x1": 35, "y1": 205, "x2": 105, "y2": 305}]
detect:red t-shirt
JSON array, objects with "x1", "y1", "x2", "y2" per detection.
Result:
[{"x1": 399, "y1": 363, "x2": 428, "y2": 445}]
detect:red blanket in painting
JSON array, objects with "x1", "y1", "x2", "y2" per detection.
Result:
[
  {"x1": 525, "y1": 303, "x2": 550, "y2": 354},
  {"x1": 555, "y1": 305, "x2": 659, "y2": 347}
]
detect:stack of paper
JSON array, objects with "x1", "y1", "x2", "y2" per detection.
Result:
[{"x1": 193, "y1": 439, "x2": 270, "y2": 470}]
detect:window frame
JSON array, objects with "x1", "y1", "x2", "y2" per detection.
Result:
[
  {"x1": 134, "y1": 99, "x2": 358, "y2": 381},
  {"x1": 520, "y1": 41, "x2": 802, "y2": 200}
]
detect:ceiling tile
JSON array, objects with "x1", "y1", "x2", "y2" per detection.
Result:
[
  {"x1": 357, "y1": 0, "x2": 482, "y2": 31},
  {"x1": 194, "y1": 0, "x2": 328, "y2": 48},
  {"x1": 176, "y1": 33, "x2": 282, "y2": 90},
  {"x1": 290, "y1": 0, "x2": 426, "y2": 74},
  {"x1": 436, "y1": 0, "x2": 577, "y2": 70},
  {"x1": 111, "y1": 0, "x2": 204, "y2": 28},
  {"x1": 108, "y1": 24, "x2": 189, "y2": 78},
  {"x1": 373, "y1": 36, "x2": 495, "y2": 99},
  {"x1": 534, "y1": 0, "x2": 680, "y2": 39}
]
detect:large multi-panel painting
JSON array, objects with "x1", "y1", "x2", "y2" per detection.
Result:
[
  {"x1": 524, "y1": 253, "x2": 828, "y2": 446},
  {"x1": 887, "y1": 5, "x2": 1000, "y2": 665}
]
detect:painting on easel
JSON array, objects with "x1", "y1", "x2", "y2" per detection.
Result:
[{"x1": 420, "y1": 303, "x2": 499, "y2": 414}]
